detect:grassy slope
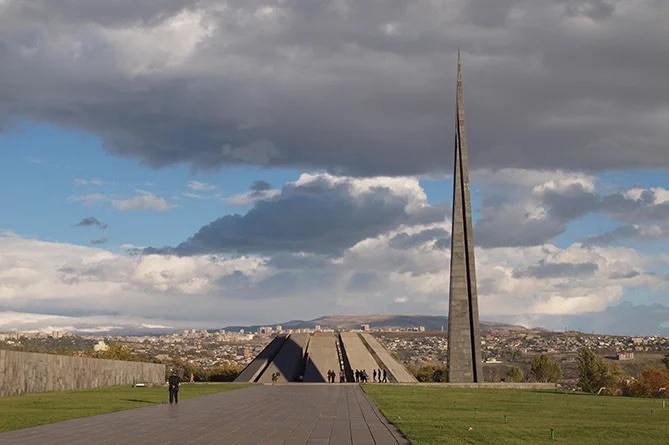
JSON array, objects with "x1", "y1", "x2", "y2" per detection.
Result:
[
  {"x1": 364, "y1": 386, "x2": 669, "y2": 445},
  {"x1": 0, "y1": 383, "x2": 248, "y2": 433}
]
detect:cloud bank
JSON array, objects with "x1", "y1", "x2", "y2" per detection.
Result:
[
  {"x1": 0, "y1": 0, "x2": 668, "y2": 175},
  {"x1": 1, "y1": 172, "x2": 667, "y2": 331}
]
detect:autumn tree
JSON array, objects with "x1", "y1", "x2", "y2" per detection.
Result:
[{"x1": 630, "y1": 368, "x2": 669, "y2": 398}]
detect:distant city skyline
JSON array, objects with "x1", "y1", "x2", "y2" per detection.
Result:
[{"x1": 1, "y1": 1, "x2": 668, "y2": 335}]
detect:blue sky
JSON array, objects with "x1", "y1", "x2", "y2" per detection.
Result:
[
  {"x1": 1, "y1": 121, "x2": 301, "y2": 250},
  {"x1": 7, "y1": 120, "x2": 661, "y2": 252}
]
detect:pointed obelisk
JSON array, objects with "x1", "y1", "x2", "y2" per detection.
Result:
[{"x1": 447, "y1": 52, "x2": 483, "y2": 383}]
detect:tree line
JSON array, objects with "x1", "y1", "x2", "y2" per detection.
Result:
[{"x1": 410, "y1": 349, "x2": 669, "y2": 398}]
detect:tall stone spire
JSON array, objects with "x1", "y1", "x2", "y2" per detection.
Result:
[{"x1": 447, "y1": 52, "x2": 483, "y2": 383}]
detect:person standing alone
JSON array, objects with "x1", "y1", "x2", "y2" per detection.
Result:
[{"x1": 168, "y1": 370, "x2": 181, "y2": 405}]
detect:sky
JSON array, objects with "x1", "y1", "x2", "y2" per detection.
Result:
[{"x1": 1, "y1": 0, "x2": 668, "y2": 335}]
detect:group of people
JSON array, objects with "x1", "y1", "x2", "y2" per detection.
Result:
[
  {"x1": 326, "y1": 369, "x2": 344, "y2": 383},
  {"x1": 324, "y1": 368, "x2": 388, "y2": 383},
  {"x1": 354, "y1": 368, "x2": 388, "y2": 383}
]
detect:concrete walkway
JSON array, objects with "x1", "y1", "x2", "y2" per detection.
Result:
[{"x1": 0, "y1": 385, "x2": 408, "y2": 445}]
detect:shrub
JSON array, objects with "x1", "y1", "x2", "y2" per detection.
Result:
[
  {"x1": 506, "y1": 366, "x2": 524, "y2": 383},
  {"x1": 199, "y1": 363, "x2": 244, "y2": 382},
  {"x1": 530, "y1": 354, "x2": 562, "y2": 383},
  {"x1": 410, "y1": 362, "x2": 448, "y2": 382}
]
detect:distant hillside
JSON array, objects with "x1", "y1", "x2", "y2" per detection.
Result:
[{"x1": 223, "y1": 314, "x2": 528, "y2": 333}]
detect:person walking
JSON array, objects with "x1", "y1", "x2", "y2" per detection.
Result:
[
  {"x1": 373, "y1": 369, "x2": 377, "y2": 382},
  {"x1": 383, "y1": 369, "x2": 388, "y2": 383},
  {"x1": 168, "y1": 370, "x2": 180, "y2": 405},
  {"x1": 355, "y1": 369, "x2": 360, "y2": 383},
  {"x1": 378, "y1": 369, "x2": 382, "y2": 383},
  {"x1": 339, "y1": 370, "x2": 345, "y2": 383}
]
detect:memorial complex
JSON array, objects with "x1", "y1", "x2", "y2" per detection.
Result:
[
  {"x1": 235, "y1": 331, "x2": 417, "y2": 383},
  {"x1": 237, "y1": 54, "x2": 485, "y2": 385}
]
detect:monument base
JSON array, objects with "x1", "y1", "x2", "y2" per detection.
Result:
[{"x1": 394, "y1": 382, "x2": 557, "y2": 390}]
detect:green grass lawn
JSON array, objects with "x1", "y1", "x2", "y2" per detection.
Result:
[
  {"x1": 364, "y1": 386, "x2": 669, "y2": 444},
  {"x1": 0, "y1": 383, "x2": 249, "y2": 433}
]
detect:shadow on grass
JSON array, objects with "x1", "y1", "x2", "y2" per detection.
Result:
[{"x1": 118, "y1": 399, "x2": 161, "y2": 404}]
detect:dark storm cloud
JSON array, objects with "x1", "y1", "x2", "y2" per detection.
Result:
[
  {"x1": 600, "y1": 192, "x2": 669, "y2": 222},
  {"x1": 581, "y1": 187, "x2": 669, "y2": 244},
  {"x1": 476, "y1": 179, "x2": 597, "y2": 247},
  {"x1": 75, "y1": 217, "x2": 108, "y2": 229},
  {"x1": 583, "y1": 223, "x2": 669, "y2": 245},
  {"x1": 476, "y1": 197, "x2": 567, "y2": 247},
  {"x1": 1, "y1": 0, "x2": 668, "y2": 175},
  {"x1": 250, "y1": 180, "x2": 272, "y2": 192},
  {"x1": 476, "y1": 178, "x2": 669, "y2": 247},
  {"x1": 583, "y1": 225, "x2": 639, "y2": 245},
  {"x1": 559, "y1": 0, "x2": 616, "y2": 20},
  {"x1": 609, "y1": 270, "x2": 640, "y2": 280},
  {"x1": 149, "y1": 175, "x2": 444, "y2": 255},
  {"x1": 513, "y1": 260, "x2": 598, "y2": 279},
  {"x1": 537, "y1": 183, "x2": 599, "y2": 221},
  {"x1": 389, "y1": 228, "x2": 450, "y2": 250},
  {"x1": 345, "y1": 272, "x2": 380, "y2": 292},
  {"x1": 266, "y1": 253, "x2": 331, "y2": 270}
]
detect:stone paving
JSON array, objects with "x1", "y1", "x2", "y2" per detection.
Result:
[{"x1": 0, "y1": 384, "x2": 409, "y2": 445}]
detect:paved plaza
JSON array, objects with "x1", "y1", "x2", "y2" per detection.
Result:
[{"x1": 0, "y1": 385, "x2": 408, "y2": 445}]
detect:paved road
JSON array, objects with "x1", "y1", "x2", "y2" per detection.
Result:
[{"x1": 0, "y1": 385, "x2": 408, "y2": 445}]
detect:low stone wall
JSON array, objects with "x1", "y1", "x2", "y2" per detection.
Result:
[
  {"x1": 399, "y1": 382, "x2": 558, "y2": 390},
  {"x1": 0, "y1": 349, "x2": 165, "y2": 397}
]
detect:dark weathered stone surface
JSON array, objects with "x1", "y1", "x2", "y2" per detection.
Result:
[
  {"x1": 339, "y1": 332, "x2": 379, "y2": 379},
  {"x1": 257, "y1": 333, "x2": 310, "y2": 383},
  {"x1": 236, "y1": 332, "x2": 414, "y2": 384},
  {"x1": 0, "y1": 349, "x2": 165, "y2": 398},
  {"x1": 447, "y1": 54, "x2": 484, "y2": 383},
  {"x1": 304, "y1": 333, "x2": 340, "y2": 383},
  {"x1": 0, "y1": 385, "x2": 408, "y2": 445},
  {"x1": 359, "y1": 334, "x2": 416, "y2": 383},
  {"x1": 234, "y1": 335, "x2": 287, "y2": 383}
]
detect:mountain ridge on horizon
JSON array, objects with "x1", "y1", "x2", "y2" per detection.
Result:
[
  {"x1": 3, "y1": 303, "x2": 666, "y2": 337},
  {"x1": 222, "y1": 302, "x2": 669, "y2": 338},
  {"x1": 222, "y1": 314, "x2": 529, "y2": 333}
]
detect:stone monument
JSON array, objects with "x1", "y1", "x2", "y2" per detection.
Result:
[{"x1": 447, "y1": 52, "x2": 484, "y2": 383}]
